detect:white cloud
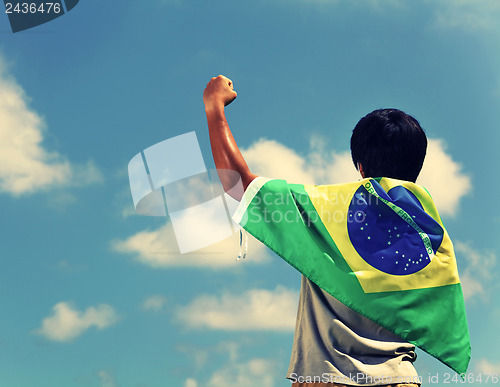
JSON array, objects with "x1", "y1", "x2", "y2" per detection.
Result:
[
  {"x1": 417, "y1": 138, "x2": 471, "y2": 217},
  {"x1": 455, "y1": 241, "x2": 497, "y2": 302},
  {"x1": 97, "y1": 370, "x2": 117, "y2": 387},
  {"x1": 242, "y1": 135, "x2": 359, "y2": 185},
  {"x1": 55, "y1": 259, "x2": 87, "y2": 274},
  {"x1": 121, "y1": 205, "x2": 137, "y2": 219},
  {"x1": 0, "y1": 57, "x2": 102, "y2": 196},
  {"x1": 142, "y1": 295, "x2": 168, "y2": 312},
  {"x1": 184, "y1": 378, "x2": 199, "y2": 387},
  {"x1": 243, "y1": 136, "x2": 470, "y2": 216},
  {"x1": 175, "y1": 286, "x2": 298, "y2": 331},
  {"x1": 216, "y1": 341, "x2": 240, "y2": 362},
  {"x1": 288, "y1": 0, "x2": 500, "y2": 31},
  {"x1": 262, "y1": 0, "x2": 403, "y2": 9},
  {"x1": 112, "y1": 221, "x2": 270, "y2": 269},
  {"x1": 206, "y1": 358, "x2": 278, "y2": 387},
  {"x1": 177, "y1": 343, "x2": 210, "y2": 369},
  {"x1": 180, "y1": 342, "x2": 279, "y2": 387},
  {"x1": 72, "y1": 159, "x2": 104, "y2": 186},
  {"x1": 431, "y1": 0, "x2": 500, "y2": 32},
  {"x1": 476, "y1": 359, "x2": 500, "y2": 374},
  {"x1": 34, "y1": 302, "x2": 119, "y2": 342}
]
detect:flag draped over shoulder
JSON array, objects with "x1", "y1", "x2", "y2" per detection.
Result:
[{"x1": 233, "y1": 177, "x2": 471, "y2": 375}]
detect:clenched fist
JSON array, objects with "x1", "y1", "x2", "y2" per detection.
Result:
[{"x1": 203, "y1": 75, "x2": 237, "y2": 111}]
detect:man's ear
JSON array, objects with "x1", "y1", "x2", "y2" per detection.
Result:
[{"x1": 358, "y1": 164, "x2": 366, "y2": 178}]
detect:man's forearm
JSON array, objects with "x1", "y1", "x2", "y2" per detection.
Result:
[
  {"x1": 203, "y1": 75, "x2": 257, "y2": 192},
  {"x1": 205, "y1": 104, "x2": 257, "y2": 191}
]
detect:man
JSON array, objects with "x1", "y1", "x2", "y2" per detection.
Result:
[{"x1": 203, "y1": 75, "x2": 466, "y2": 387}]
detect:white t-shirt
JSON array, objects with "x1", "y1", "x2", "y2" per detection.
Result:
[{"x1": 287, "y1": 276, "x2": 421, "y2": 386}]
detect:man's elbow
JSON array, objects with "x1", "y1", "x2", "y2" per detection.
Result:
[{"x1": 219, "y1": 170, "x2": 258, "y2": 201}]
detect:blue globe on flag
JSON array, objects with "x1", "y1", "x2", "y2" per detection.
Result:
[{"x1": 347, "y1": 184, "x2": 444, "y2": 276}]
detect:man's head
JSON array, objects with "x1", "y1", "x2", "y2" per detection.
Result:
[{"x1": 350, "y1": 108, "x2": 427, "y2": 182}]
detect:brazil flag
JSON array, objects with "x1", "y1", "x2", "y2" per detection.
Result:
[{"x1": 233, "y1": 177, "x2": 471, "y2": 375}]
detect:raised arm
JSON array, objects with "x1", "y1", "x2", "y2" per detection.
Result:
[{"x1": 203, "y1": 75, "x2": 258, "y2": 193}]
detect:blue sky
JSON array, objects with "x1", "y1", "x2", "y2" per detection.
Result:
[{"x1": 0, "y1": 1, "x2": 499, "y2": 386}]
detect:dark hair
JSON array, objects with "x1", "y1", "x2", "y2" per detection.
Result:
[{"x1": 350, "y1": 108, "x2": 427, "y2": 182}]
